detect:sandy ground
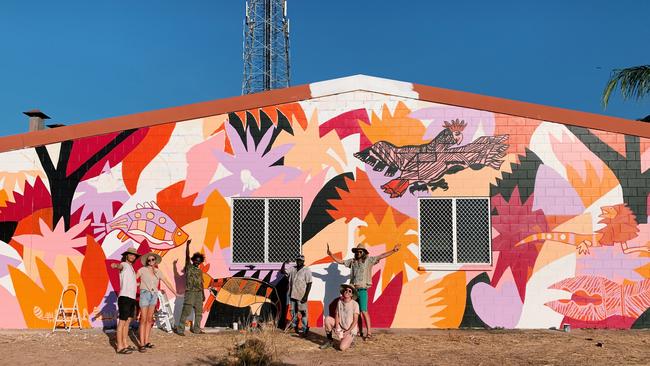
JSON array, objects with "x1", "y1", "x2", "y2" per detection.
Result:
[{"x1": 0, "y1": 327, "x2": 647, "y2": 366}]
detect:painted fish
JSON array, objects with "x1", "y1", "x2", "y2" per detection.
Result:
[
  {"x1": 546, "y1": 275, "x2": 650, "y2": 322},
  {"x1": 93, "y1": 201, "x2": 189, "y2": 250}
]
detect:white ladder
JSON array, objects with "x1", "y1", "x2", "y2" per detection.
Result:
[
  {"x1": 154, "y1": 291, "x2": 174, "y2": 333},
  {"x1": 52, "y1": 284, "x2": 82, "y2": 332}
]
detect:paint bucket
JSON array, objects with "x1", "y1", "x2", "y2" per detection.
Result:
[
  {"x1": 562, "y1": 324, "x2": 570, "y2": 332},
  {"x1": 233, "y1": 322, "x2": 238, "y2": 331}
]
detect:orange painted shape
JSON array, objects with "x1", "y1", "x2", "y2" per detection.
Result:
[
  {"x1": 202, "y1": 189, "x2": 231, "y2": 250},
  {"x1": 122, "y1": 123, "x2": 176, "y2": 195},
  {"x1": 80, "y1": 235, "x2": 109, "y2": 312},
  {"x1": 156, "y1": 181, "x2": 203, "y2": 229}
]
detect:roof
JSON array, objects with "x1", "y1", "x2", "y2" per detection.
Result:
[{"x1": 0, "y1": 75, "x2": 648, "y2": 153}]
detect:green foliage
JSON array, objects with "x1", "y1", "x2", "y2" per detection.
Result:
[{"x1": 602, "y1": 65, "x2": 650, "y2": 108}]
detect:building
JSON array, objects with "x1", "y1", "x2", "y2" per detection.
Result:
[{"x1": 0, "y1": 75, "x2": 648, "y2": 330}]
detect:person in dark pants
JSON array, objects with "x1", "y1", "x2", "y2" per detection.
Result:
[
  {"x1": 281, "y1": 254, "x2": 312, "y2": 336},
  {"x1": 110, "y1": 247, "x2": 139, "y2": 354},
  {"x1": 174, "y1": 240, "x2": 206, "y2": 336}
]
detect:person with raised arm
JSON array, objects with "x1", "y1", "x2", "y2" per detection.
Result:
[
  {"x1": 326, "y1": 242, "x2": 400, "y2": 339},
  {"x1": 175, "y1": 239, "x2": 207, "y2": 336}
]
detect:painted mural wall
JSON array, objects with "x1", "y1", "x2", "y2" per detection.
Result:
[{"x1": 0, "y1": 90, "x2": 648, "y2": 329}]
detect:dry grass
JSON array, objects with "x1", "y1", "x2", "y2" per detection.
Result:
[{"x1": 0, "y1": 328, "x2": 648, "y2": 365}]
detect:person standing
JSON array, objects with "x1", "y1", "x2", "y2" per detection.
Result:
[
  {"x1": 175, "y1": 240, "x2": 207, "y2": 336},
  {"x1": 137, "y1": 252, "x2": 177, "y2": 351},
  {"x1": 110, "y1": 247, "x2": 139, "y2": 354},
  {"x1": 327, "y1": 242, "x2": 400, "y2": 339},
  {"x1": 319, "y1": 284, "x2": 360, "y2": 351},
  {"x1": 280, "y1": 254, "x2": 312, "y2": 336}
]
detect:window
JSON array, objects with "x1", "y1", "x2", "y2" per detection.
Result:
[
  {"x1": 419, "y1": 197, "x2": 491, "y2": 267},
  {"x1": 232, "y1": 198, "x2": 302, "y2": 264}
]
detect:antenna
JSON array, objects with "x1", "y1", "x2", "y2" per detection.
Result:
[{"x1": 242, "y1": 0, "x2": 290, "y2": 94}]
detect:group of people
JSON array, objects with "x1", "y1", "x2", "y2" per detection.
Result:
[
  {"x1": 111, "y1": 240, "x2": 206, "y2": 354},
  {"x1": 111, "y1": 239, "x2": 400, "y2": 354},
  {"x1": 282, "y1": 242, "x2": 401, "y2": 351}
]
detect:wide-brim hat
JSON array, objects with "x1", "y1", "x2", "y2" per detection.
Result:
[
  {"x1": 340, "y1": 283, "x2": 358, "y2": 300},
  {"x1": 121, "y1": 247, "x2": 141, "y2": 257},
  {"x1": 351, "y1": 243, "x2": 369, "y2": 254},
  {"x1": 141, "y1": 252, "x2": 162, "y2": 265}
]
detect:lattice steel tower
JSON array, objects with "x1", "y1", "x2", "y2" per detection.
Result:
[{"x1": 242, "y1": 0, "x2": 290, "y2": 94}]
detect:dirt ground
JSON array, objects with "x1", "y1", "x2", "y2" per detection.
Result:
[{"x1": 0, "y1": 327, "x2": 647, "y2": 366}]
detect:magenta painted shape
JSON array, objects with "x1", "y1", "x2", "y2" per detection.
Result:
[
  {"x1": 319, "y1": 109, "x2": 372, "y2": 150},
  {"x1": 365, "y1": 271, "x2": 403, "y2": 328}
]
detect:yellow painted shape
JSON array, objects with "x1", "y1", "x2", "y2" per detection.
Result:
[
  {"x1": 276, "y1": 112, "x2": 348, "y2": 175},
  {"x1": 358, "y1": 207, "x2": 420, "y2": 290},
  {"x1": 202, "y1": 190, "x2": 231, "y2": 250},
  {"x1": 360, "y1": 101, "x2": 428, "y2": 146},
  {"x1": 8, "y1": 257, "x2": 63, "y2": 328}
]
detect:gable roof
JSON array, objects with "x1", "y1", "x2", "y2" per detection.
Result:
[{"x1": 0, "y1": 74, "x2": 648, "y2": 153}]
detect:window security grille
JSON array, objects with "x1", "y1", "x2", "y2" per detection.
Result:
[
  {"x1": 419, "y1": 198, "x2": 491, "y2": 265},
  {"x1": 232, "y1": 198, "x2": 301, "y2": 264}
]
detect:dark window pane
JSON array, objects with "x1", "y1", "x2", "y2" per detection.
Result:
[
  {"x1": 456, "y1": 199, "x2": 491, "y2": 263},
  {"x1": 420, "y1": 199, "x2": 453, "y2": 263},
  {"x1": 268, "y1": 199, "x2": 301, "y2": 263},
  {"x1": 232, "y1": 199, "x2": 265, "y2": 263}
]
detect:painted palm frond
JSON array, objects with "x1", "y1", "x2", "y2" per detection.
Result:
[{"x1": 602, "y1": 65, "x2": 650, "y2": 108}]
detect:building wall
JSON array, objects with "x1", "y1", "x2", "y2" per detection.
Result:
[{"x1": 0, "y1": 90, "x2": 648, "y2": 329}]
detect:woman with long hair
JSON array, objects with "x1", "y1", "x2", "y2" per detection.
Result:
[{"x1": 136, "y1": 252, "x2": 176, "y2": 352}]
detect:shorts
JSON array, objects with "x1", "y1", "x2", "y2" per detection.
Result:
[
  {"x1": 357, "y1": 288, "x2": 368, "y2": 312},
  {"x1": 139, "y1": 289, "x2": 158, "y2": 307},
  {"x1": 117, "y1": 296, "x2": 137, "y2": 321}
]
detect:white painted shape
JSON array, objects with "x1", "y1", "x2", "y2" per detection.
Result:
[
  {"x1": 528, "y1": 122, "x2": 573, "y2": 179},
  {"x1": 516, "y1": 253, "x2": 575, "y2": 328},
  {"x1": 310, "y1": 75, "x2": 418, "y2": 99},
  {"x1": 404, "y1": 263, "x2": 420, "y2": 282},
  {"x1": 0, "y1": 242, "x2": 24, "y2": 295},
  {"x1": 44, "y1": 143, "x2": 61, "y2": 170},
  {"x1": 240, "y1": 169, "x2": 261, "y2": 191}
]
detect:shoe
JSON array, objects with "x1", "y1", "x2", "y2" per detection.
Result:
[
  {"x1": 174, "y1": 330, "x2": 185, "y2": 336},
  {"x1": 319, "y1": 341, "x2": 333, "y2": 350},
  {"x1": 190, "y1": 329, "x2": 205, "y2": 334},
  {"x1": 144, "y1": 343, "x2": 155, "y2": 349},
  {"x1": 301, "y1": 327, "x2": 309, "y2": 337}
]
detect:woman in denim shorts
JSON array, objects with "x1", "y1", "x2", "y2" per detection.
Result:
[{"x1": 136, "y1": 252, "x2": 177, "y2": 352}]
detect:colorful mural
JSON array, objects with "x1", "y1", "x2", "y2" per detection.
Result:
[{"x1": 0, "y1": 80, "x2": 648, "y2": 330}]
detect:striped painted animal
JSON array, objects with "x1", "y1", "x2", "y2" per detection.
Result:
[
  {"x1": 515, "y1": 204, "x2": 649, "y2": 255},
  {"x1": 94, "y1": 202, "x2": 189, "y2": 251}
]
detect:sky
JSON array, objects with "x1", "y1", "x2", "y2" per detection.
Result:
[{"x1": 1, "y1": 0, "x2": 649, "y2": 137}]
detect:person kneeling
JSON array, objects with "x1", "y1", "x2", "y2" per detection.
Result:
[{"x1": 320, "y1": 284, "x2": 359, "y2": 351}]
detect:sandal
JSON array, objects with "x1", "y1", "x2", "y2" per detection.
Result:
[
  {"x1": 116, "y1": 348, "x2": 132, "y2": 355},
  {"x1": 144, "y1": 343, "x2": 155, "y2": 349},
  {"x1": 364, "y1": 333, "x2": 374, "y2": 340},
  {"x1": 138, "y1": 346, "x2": 147, "y2": 353},
  {"x1": 126, "y1": 346, "x2": 137, "y2": 351}
]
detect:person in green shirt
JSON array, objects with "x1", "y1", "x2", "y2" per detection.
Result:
[{"x1": 174, "y1": 239, "x2": 206, "y2": 336}]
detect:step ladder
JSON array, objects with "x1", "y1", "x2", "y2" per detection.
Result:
[
  {"x1": 153, "y1": 291, "x2": 174, "y2": 333},
  {"x1": 52, "y1": 284, "x2": 82, "y2": 332}
]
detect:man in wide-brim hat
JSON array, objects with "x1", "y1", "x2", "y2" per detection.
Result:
[
  {"x1": 320, "y1": 283, "x2": 360, "y2": 351},
  {"x1": 280, "y1": 253, "x2": 313, "y2": 336},
  {"x1": 326, "y1": 241, "x2": 400, "y2": 339},
  {"x1": 110, "y1": 247, "x2": 140, "y2": 354}
]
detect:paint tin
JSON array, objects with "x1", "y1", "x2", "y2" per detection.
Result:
[
  {"x1": 563, "y1": 324, "x2": 570, "y2": 332},
  {"x1": 233, "y1": 322, "x2": 238, "y2": 331}
]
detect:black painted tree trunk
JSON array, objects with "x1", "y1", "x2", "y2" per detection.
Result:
[{"x1": 35, "y1": 129, "x2": 136, "y2": 230}]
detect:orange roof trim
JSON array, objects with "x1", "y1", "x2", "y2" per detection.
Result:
[{"x1": 0, "y1": 75, "x2": 648, "y2": 153}]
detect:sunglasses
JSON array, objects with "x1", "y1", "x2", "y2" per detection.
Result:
[
  {"x1": 344, "y1": 289, "x2": 353, "y2": 293},
  {"x1": 147, "y1": 258, "x2": 156, "y2": 262}
]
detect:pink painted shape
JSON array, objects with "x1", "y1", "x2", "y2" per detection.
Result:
[
  {"x1": 533, "y1": 165, "x2": 585, "y2": 215},
  {"x1": 470, "y1": 269, "x2": 523, "y2": 328}
]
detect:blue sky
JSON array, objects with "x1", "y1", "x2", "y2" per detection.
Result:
[{"x1": 1, "y1": 0, "x2": 648, "y2": 137}]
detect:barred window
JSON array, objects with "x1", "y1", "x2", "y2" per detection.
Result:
[
  {"x1": 419, "y1": 197, "x2": 491, "y2": 266},
  {"x1": 232, "y1": 198, "x2": 302, "y2": 264}
]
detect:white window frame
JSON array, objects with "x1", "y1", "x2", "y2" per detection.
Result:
[
  {"x1": 230, "y1": 197, "x2": 302, "y2": 266},
  {"x1": 418, "y1": 197, "x2": 492, "y2": 270}
]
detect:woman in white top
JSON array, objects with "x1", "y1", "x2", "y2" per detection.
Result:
[{"x1": 136, "y1": 252, "x2": 176, "y2": 352}]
